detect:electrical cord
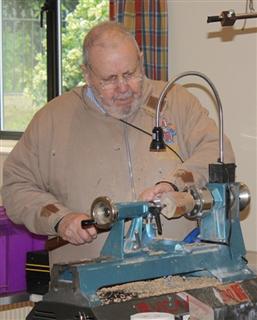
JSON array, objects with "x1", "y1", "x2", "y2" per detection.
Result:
[
  {"x1": 118, "y1": 119, "x2": 185, "y2": 221},
  {"x1": 123, "y1": 123, "x2": 137, "y2": 201},
  {"x1": 119, "y1": 119, "x2": 184, "y2": 163}
]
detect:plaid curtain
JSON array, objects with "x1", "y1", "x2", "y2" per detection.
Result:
[{"x1": 110, "y1": 0, "x2": 168, "y2": 81}]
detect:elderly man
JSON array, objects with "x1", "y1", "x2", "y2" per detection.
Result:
[{"x1": 2, "y1": 21, "x2": 234, "y2": 263}]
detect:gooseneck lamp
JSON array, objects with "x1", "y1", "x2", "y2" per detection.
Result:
[
  {"x1": 150, "y1": 71, "x2": 237, "y2": 183},
  {"x1": 150, "y1": 71, "x2": 224, "y2": 163}
]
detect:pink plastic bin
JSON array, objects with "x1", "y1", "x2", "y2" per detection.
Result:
[{"x1": 0, "y1": 206, "x2": 47, "y2": 294}]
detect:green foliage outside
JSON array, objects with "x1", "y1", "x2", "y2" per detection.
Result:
[
  {"x1": 2, "y1": 0, "x2": 44, "y2": 131},
  {"x1": 26, "y1": 0, "x2": 109, "y2": 109},
  {"x1": 3, "y1": 0, "x2": 108, "y2": 132}
]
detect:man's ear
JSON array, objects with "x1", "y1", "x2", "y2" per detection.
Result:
[
  {"x1": 81, "y1": 64, "x2": 91, "y2": 85},
  {"x1": 139, "y1": 51, "x2": 144, "y2": 62},
  {"x1": 139, "y1": 51, "x2": 145, "y2": 74}
]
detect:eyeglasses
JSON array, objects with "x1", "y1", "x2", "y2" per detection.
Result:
[{"x1": 87, "y1": 61, "x2": 143, "y2": 90}]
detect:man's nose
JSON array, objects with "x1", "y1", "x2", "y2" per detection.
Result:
[{"x1": 116, "y1": 76, "x2": 129, "y2": 91}]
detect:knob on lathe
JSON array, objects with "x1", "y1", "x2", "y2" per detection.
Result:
[{"x1": 90, "y1": 196, "x2": 118, "y2": 229}]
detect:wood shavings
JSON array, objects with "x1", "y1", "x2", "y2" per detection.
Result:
[
  {"x1": 97, "y1": 276, "x2": 219, "y2": 304},
  {"x1": 97, "y1": 290, "x2": 138, "y2": 304}
]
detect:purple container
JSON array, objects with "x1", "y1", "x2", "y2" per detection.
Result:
[{"x1": 0, "y1": 206, "x2": 47, "y2": 294}]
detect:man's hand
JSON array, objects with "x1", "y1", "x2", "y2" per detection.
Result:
[
  {"x1": 57, "y1": 212, "x2": 97, "y2": 245},
  {"x1": 139, "y1": 182, "x2": 175, "y2": 202}
]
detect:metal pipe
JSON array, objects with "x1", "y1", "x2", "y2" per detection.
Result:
[
  {"x1": 155, "y1": 71, "x2": 224, "y2": 163},
  {"x1": 207, "y1": 10, "x2": 257, "y2": 26}
]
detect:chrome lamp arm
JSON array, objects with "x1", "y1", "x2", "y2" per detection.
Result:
[{"x1": 150, "y1": 71, "x2": 224, "y2": 164}]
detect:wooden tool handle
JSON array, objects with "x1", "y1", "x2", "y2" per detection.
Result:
[{"x1": 45, "y1": 236, "x2": 69, "y2": 251}]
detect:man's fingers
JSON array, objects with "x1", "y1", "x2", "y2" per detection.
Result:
[
  {"x1": 58, "y1": 212, "x2": 98, "y2": 244},
  {"x1": 139, "y1": 183, "x2": 174, "y2": 201},
  {"x1": 63, "y1": 227, "x2": 97, "y2": 245},
  {"x1": 86, "y1": 226, "x2": 97, "y2": 238},
  {"x1": 77, "y1": 225, "x2": 97, "y2": 242}
]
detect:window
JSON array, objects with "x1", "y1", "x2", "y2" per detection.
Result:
[
  {"x1": 0, "y1": 0, "x2": 108, "y2": 139},
  {"x1": 0, "y1": 0, "x2": 46, "y2": 138}
]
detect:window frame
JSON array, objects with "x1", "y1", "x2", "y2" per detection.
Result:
[{"x1": 0, "y1": 0, "x2": 61, "y2": 140}]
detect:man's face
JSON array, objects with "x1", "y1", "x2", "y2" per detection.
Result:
[{"x1": 84, "y1": 39, "x2": 144, "y2": 119}]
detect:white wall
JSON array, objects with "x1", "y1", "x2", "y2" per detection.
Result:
[{"x1": 168, "y1": 0, "x2": 257, "y2": 251}]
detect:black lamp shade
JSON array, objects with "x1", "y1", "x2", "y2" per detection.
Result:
[{"x1": 150, "y1": 126, "x2": 166, "y2": 151}]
